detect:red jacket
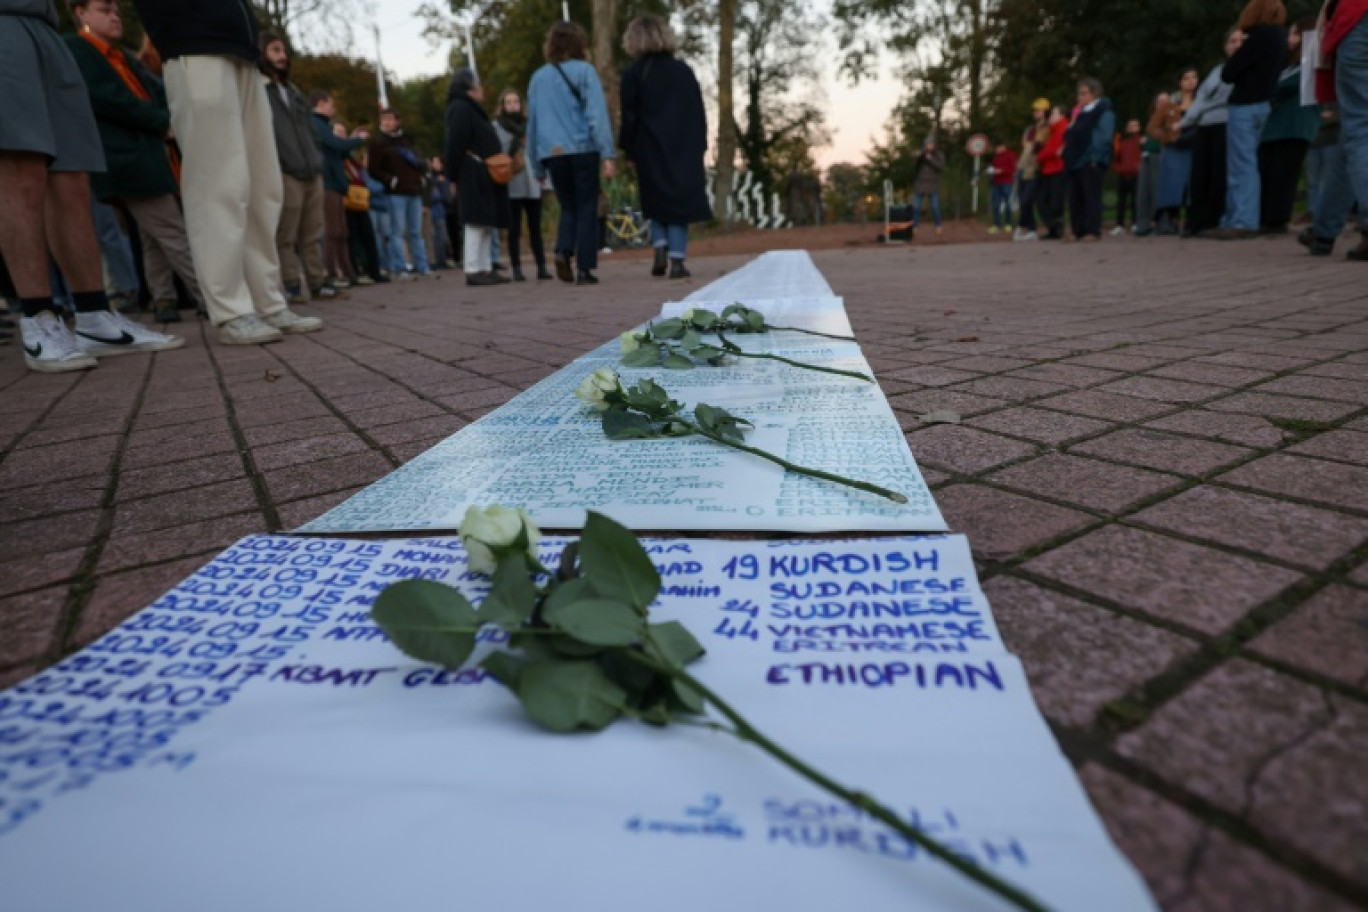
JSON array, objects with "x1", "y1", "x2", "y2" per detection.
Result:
[
  {"x1": 989, "y1": 148, "x2": 1018, "y2": 185},
  {"x1": 1111, "y1": 134, "x2": 1143, "y2": 178},
  {"x1": 1037, "y1": 120, "x2": 1068, "y2": 176},
  {"x1": 1317, "y1": 0, "x2": 1368, "y2": 101}
]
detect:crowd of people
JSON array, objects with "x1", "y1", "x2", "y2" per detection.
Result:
[
  {"x1": 0, "y1": 2, "x2": 710, "y2": 373},
  {"x1": 1, "y1": 0, "x2": 1364, "y2": 375},
  {"x1": 908, "y1": 0, "x2": 1366, "y2": 257}
]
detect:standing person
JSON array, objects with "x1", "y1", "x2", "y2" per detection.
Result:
[
  {"x1": 1150, "y1": 68, "x2": 1201, "y2": 235},
  {"x1": 493, "y1": 89, "x2": 551, "y2": 281},
  {"x1": 1036, "y1": 106, "x2": 1071, "y2": 240},
  {"x1": 133, "y1": 0, "x2": 321, "y2": 344},
  {"x1": 986, "y1": 141, "x2": 1017, "y2": 234},
  {"x1": 368, "y1": 108, "x2": 432, "y2": 278},
  {"x1": 1304, "y1": 106, "x2": 1341, "y2": 226},
  {"x1": 260, "y1": 33, "x2": 333, "y2": 304},
  {"x1": 1184, "y1": 29, "x2": 1244, "y2": 236},
  {"x1": 1015, "y1": 99, "x2": 1050, "y2": 241},
  {"x1": 312, "y1": 97, "x2": 366, "y2": 287},
  {"x1": 428, "y1": 156, "x2": 454, "y2": 269},
  {"x1": 1208, "y1": 0, "x2": 1288, "y2": 240},
  {"x1": 1064, "y1": 78, "x2": 1115, "y2": 241},
  {"x1": 445, "y1": 68, "x2": 510, "y2": 287},
  {"x1": 1133, "y1": 94, "x2": 1167, "y2": 235},
  {"x1": 910, "y1": 138, "x2": 945, "y2": 236},
  {"x1": 619, "y1": 14, "x2": 711, "y2": 279},
  {"x1": 527, "y1": 21, "x2": 616, "y2": 285},
  {"x1": 1299, "y1": 0, "x2": 1368, "y2": 259},
  {"x1": 341, "y1": 150, "x2": 381, "y2": 284},
  {"x1": 1, "y1": 0, "x2": 182, "y2": 372},
  {"x1": 1258, "y1": 18, "x2": 1321, "y2": 234},
  {"x1": 1111, "y1": 119, "x2": 1144, "y2": 234},
  {"x1": 65, "y1": 0, "x2": 205, "y2": 327}
]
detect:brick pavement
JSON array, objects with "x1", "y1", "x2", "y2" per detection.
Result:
[{"x1": 1, "y1": 236, "x2": 1365, "y2": 909}]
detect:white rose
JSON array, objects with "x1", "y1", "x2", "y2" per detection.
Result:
[
  {"x1": 459, "y1": 505, "x2": 541, "y2": 574},
  {"x1": 574, "y1": 367, "x2": 621, "y2": 411},
  {"x1": 620, "y1": 331, "x2": 641, "y2": 353}
]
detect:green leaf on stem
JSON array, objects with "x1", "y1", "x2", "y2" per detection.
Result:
[
  {"x1": 517, "y1": 659, "x2": 626, "y2": 732},
  {"x1": 680, "y1": 329, "x2": 703, "y2": 351},
  {"x1": 652, "y1": 317, "x2": 685, "y2": 340},
  {"x1": 480, "y1": 651, "x2": 525, "y2": 690},
  {"x1": 479, "y1": 553, "x2": 538, "y2": 627},
  {"x1": 603, "y1": 408, "x2": 658, "y2": 440},
  {"x1": 621, "y1": 346, "x2": 662, "y2": 368},
  {"x1": 694, "y1": 403, "x2": 751, "y2": 443},
  {"x1": 669, "y1": 678, "x2": 706, "y2": 714},
  {"x1": 689, "y1": 308, "x2": 719, "y2": 329},
  {"x1": 546, "y1": 597, "x2": 646, "y2": 646},
  {"x1": 646, "y1": 621, "x2": 707, "y2": 667},
  {"x1": 579, "y1": 511, "x2": 661, "y2": 612},
  {"x1": 692, "y1": 344, "x2": 724, "y2": 361},
  {"x1": 663, "y1": 353, "x2": 695, "y2": 370},
  {"x1": 747, "y1": 311, "x2": 766, "y2": 331},
  {"x1": 371, "y1": 579, "x2": 480, "y2": 668}
]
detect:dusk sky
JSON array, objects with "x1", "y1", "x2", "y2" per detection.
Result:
[{"x1": 369, "y1": 0, "x2": 904, "y2": 169}]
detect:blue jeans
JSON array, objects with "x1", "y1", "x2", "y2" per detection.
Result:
[
  {"x1": 650, "y1": 221, "x2": 688, "y2": 258},
  {"x1": 1225, "y1": 102, "x2": 1271, "y2": 230},
  {"x1": 387, "y1": 194, "x2": 430, "y2": 274},
  {"x1": 1314, "y1": 16, "x2": 1368, "y2": 242},
  {"x1": 912, "y1": 192, "x2": 941, "y2": 227},
  {"x1": 91, "y1": 198, "x2": 139, "y2": 295},
  {"x1": 990, "y1": 184, "x2": 1013, "y2": 228},
  {"x1": 1156, "y1": 146, "x2": 1192, "y2": 209},
  {"x1": 369, "y1": 207, "x2": 393, "y2": 272}
]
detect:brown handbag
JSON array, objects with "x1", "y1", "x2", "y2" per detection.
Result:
[{"x1": 484, "y1": 152, "x2": 514, "y2": 185}]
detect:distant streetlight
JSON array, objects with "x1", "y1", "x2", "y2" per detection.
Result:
[{"x1": 463, "y1": 0, "x2": 502, "y2": 81}]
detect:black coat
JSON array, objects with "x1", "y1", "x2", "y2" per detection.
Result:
[
  {"x1": 133, "y1": 0, "x2": 259, "y2": 63},
  {"x1": 619, "y1": 53, "x2": 711, "y2": 224},
  {"x1": 444, "y1": 93, "x2": 509, "y2": 230}
]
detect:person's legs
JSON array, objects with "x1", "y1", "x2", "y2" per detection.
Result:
[
  {"x1": 508, "y1": 199, "x2": 525, "y2": 271},
  {"x1": 43, "y1": 172, "x2": 104, "y2": 295},
  {"x1": 911, "y1": 193, "x2": 923, "y2": 227},
  {"x1": 1311, "y1": 141, "x2": 1351, "y2": 242},
  {"x1": 1018, "y1": 178, "x2": 1038, "y2": 232},
  {"x1": 1259, "y1": 139, "x2": 1308, "y2": 231},
  {"x1": 403, "y1": 196, "x2": 431, "y2": 274},
  {"x1": 666, "y1": 223, "x2": 688, "y2": 259},
  {"x1": 299, "y1": 175, "x2": 327, "y2": 291},
  {"x1": 123, "y1": 195, "x2": 204, "y2": 312},
  {"x1": 1224, "y1": 102, "x2": 1271, "y2": 231},
  {"x1": 525, "y1": 198, "x2": 547, "y2": 272},
  {"x1": 0, "y1": 153, "x2": 57, "y2": 301},
  {"x1": 929, "y1": 193, "x2": 942, "y2": 227},
  {"x1": 1066, "y1": 170, "x2": 1083, "y2": 237},
  {"x1": 90, "y1": 197, "x2": 139, "y2": 299},
  {"x1": 163, "y1": 57, "x2": 257, "y2": 326},
  {"x1": 1332, "y1": 19, "x2": 1368, "y2": 253},
  {"x1": 385, "y1": 199, "x2": 409, "y2": 273},
  {"x1": 1084, "y1": 166, "x2": 1105, "y2": 237},
  {"x1": 1135, "y1": 157, "x2": 1158, "y2": 233},
  {"x1": 231, "y1": 62, "x2": 293, "y2": 320},
  {"x1": 1305, "y1": 145, "x2": 1325, "y2": 224},
  {"x1": 463, "y1": 225, "x2": 493, "y2": 275},
  {"x1": 277, "y1": 174, "x2": 306, "y2": 291},
  {"x1": 570, "y1": 153, "x2": 601, "y2": 274}
]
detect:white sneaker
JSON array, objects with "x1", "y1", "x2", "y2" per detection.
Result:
[
  {"x1": 73, "y1": 309, "x2": 184, "y2": 357},
  {"x1": 1110, "y1": 225, "x2": 1125, "y2": 237},
  {"x1": 21, "y1": 311, "x2": 98, "y2": 372},
  {"x1": 218, "y1": 314, "x2": 284, "y2": 346},
  {"x1": 1017, "y1": 231, "x2": 1039, "y2": 242},
  {"x1": 262, "y1": 307, "x2": 323, "y2": 334}
]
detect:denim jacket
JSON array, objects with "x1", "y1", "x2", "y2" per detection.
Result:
[{"x1": 526, "y1": 59, "x2": 615, "y2": 180}]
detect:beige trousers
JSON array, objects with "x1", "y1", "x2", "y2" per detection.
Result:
[
  {"x1": 163, "y1": 56, "x2": 286, "y2": 325},
  {"x1": 278, "y1": 174, "x2": 326, "y2": 292},
  {"x1": 123, "y1": 194, "x2": 203, "y2": 306}
]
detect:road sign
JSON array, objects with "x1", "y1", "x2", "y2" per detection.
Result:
[{"x1": 966, "y1": 133, "x2": 990, "y2": 157}]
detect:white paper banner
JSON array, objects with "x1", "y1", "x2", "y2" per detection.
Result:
[{"x1": 0, "y1": 534, "x2": 1154, "y2": 912}]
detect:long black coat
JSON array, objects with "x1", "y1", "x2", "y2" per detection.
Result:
[
  {"x1": 445, "y1": 93, "x2": 510, "y2": 229},
  {"x1": 620, "y1": 53, "x2": 711, "y2": 224}
]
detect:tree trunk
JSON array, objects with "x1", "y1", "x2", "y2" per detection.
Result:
[
  {"x1": 592, "y1": 0, "x2": 619, "y2": 141},
  {"x1": 966, "y1": 0, "x2": 986, "y2": 129},
  {"x1": 714, "y1": 0, "x2": 738, "y2": 221}
]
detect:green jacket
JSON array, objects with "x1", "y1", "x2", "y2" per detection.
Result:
[
  {"x1": 1262, "y1": 68, "x2": 1321, "y2": 145},
  {"x1": 64, "y1": 35, "x2": 176, "y2": 201},
  {"x1": 312, "y1": 112, "x2": 366, "y2": 194}
]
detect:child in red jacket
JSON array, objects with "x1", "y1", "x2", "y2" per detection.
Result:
[
  {"x1": 1037, "y1": 107, "x2": 1070, "y2": 239},
  {"x1": 1111, "y1": 118, "x2": 1144, "y2": 233},
  {"x1": 986, "y1": 143, "x2": 1018, "y2": 233}
]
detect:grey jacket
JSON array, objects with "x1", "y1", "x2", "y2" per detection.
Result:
[
  {"x1": 493, "y1": 120, "x2": 541, "y2": 200},
  {"x1": 1181, "y1": 65, "x2": 1233, "y2": 129},
  {"x1": 265, "y1": 78, "x2": 323, "y2": 180},
  {"x1": 1, "y1": 0, "x2": 57, "y2": 22}
]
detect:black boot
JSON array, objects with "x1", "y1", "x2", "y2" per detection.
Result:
[
  {"x1": 536, "y1": 264, "x2": 553, "y2": 280},
  {"x1": 668, "y1": 259, "x2": 690, "y2": 279},
  {"x1": 512, "y1": 266, "x2": 526, "y2": 282},
  {"x1": 652, "y1": 246, "x2": 668, "y2": 277}
]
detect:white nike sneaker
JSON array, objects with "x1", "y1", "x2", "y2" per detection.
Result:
[
  {"x1": 74, "y1": 310, "x2": 184, "y2": 357},
  {"x1": 21, "y1": 311, "x2": 98, "y2": 373},
  {"x1": 262, "y1": 307, "x2": 323, "y2": 334},
  {"x1": 218, "y1": 314, "x2": 283, "y2": 346}
]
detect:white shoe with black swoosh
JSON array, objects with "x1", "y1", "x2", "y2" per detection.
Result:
[
  {"x1": 20, "y1": 311, "x2": 98, "y2": 373},
  {"x1": 74, "y1": 310, "x2": 185, "y2": 357}
]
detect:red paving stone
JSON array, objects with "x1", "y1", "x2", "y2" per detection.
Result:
[{"x1": 1, "y1": 237, "x2": 1365, "y2": 909}]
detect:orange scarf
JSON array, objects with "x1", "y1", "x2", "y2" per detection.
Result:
[{"x1": 80, "y1": 28, "x2": 181, "y2": 184}]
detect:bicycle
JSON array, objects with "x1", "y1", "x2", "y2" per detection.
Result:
[{"x1": 605, "y1": 206, "x2": 649, "y2": 249}]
